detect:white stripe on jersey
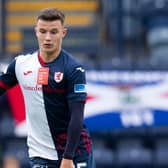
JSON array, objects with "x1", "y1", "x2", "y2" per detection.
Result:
[{"x1": 15, "y1": 52, "x2": 58, "y2": 160}]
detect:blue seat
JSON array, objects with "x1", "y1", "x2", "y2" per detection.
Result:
[
  {"x1": 151, "y1": 126, "x2": 168, "y2": 138},
  {"x1": 22, "y1": 28, "x2": 38, "y2": 52},
  {"x1": 93, "y1": 148, "x2": 115, "y2": 168},
  {"x1": 154, "y1": 138, "x2": 168, "y2": 168},
  {"x1": 116, "y1": 138, "x2": 153, "y2": 168},
  {"x1": 22, "y1": 26, "x2": 100, "y2": 58},
  {"x1": 0, "y1": 115, "x2": 15, "y2": 138},
  {"x1": 92, "y1": 132, "x2": 116, "y2": 167},
  {"x1": 3, "y1": 138, "x2": 30, "y2": 168},
  {"x1": 99, "y1": 57, "x2": 132, "y2": 70},
  {"x1": 63, "y1": 26, "x2": 100, "y2": 57}
]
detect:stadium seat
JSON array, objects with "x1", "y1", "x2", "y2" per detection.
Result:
[
  {"x1": 93, "y1": 148, "x2": 115, "y2": 168},
  {"x1": 116, "y1": 138, "x2": 153, "y2": 168},
  {"x1": 151, "y1": 126, "x2": 168, "y2": 139},
  {"x1": 22, "y1": 28, "x2": 38, "y2": 52},
  {"x1": 63, "y1": 26, "x2": 100, "y2": 57},
  {"x1": 0, "y1": 114, "x2": 15, "y2": 138},
  {"x1": 3, "y1": 138, "x2": 30, "y2": 168},
  {"x1": 99, "y1": 57, "x2": 132, "y2": 70},
  {"x1": 140, "y1": 0, "x2": 168, "y2": 70},
  {"x1": 154, "y1": 138, "x2": 168, "y2": 168},
  {"x1": 99, "y1": 0, "x2": 114, "y2": 19},
  {"x1": 22, "y1": 26, "x2": 101, "y2": 58},
  {"x1": 147, "y1": 27, "x2": 168, "y2": 70},
  {"x1": 92, "y1": 135, "x2": 115, "y2": 168},
  {"x1": 115, "y1": 127, "x2": 147, "y2": 140},
  {"x1": 5, "y1": 0, "x2": 99, "y2": 54},
  {"x1": 106, "y1": 0, "x2": 142, "y2": 41}
]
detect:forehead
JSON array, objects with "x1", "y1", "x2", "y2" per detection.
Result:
[{"x1": 36, "y1": 19, "x2": 63, "y2": 29}]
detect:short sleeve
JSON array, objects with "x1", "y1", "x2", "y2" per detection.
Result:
[
  {"x1": 0, "y1": 59, "x2": 18, "y2": 89},
  {"x1": 66, "y1": 65, "x2": 87, "y2": 102}
]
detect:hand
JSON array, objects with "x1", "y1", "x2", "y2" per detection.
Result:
[{"x1": 60, "y1": 158, "x2": 75, "y2": 168}]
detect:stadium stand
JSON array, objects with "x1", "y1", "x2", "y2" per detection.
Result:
[
  {"x1": 3, "y1": 138, "x2": 30, "y2": 168},
  {"x1": 154, "y1": 138, "x2": 168, "y2": 168},
  {"x1": 91, "y1": 132, "x2": 116, "y2": 168},
  {"x1": 5, "y1": 0, "x2": 100, "y2": 56},
  {"x1": 22, "y1": 25, "x2": 101, "y2": 58},
  {"x1": 150, "y1": 126, "x2": 168, "y2": 139},
  {"x1": 116, "y1": 138, "x2": 153, "y2": 168},
  {"x1": 0, "y1": 113, "x2": 14, "y2": 138},
  {"x1": 99, "y1": 0, "x2": 145, "y2": 70},
  {"x1": 140, "y1": 0, "x2": 168, "y2": 69},
  {"x1": 0, "y1": 3, "x2": 2, "y2": 55}
]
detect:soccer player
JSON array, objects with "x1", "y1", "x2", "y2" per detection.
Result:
[{"x1": 0, "y1": 8, "x2": 96, "y2": 168}]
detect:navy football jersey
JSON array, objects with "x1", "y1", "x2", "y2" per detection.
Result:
[{"x1": 0, "y1": 49, "x2": 91, "y2": 160}]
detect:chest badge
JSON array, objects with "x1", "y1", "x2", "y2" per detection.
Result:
[
  {"x1": 37, "y1": 67, "x2": 49, "y2": 85},
  {"x1": 54, "y1": 72, "x2": 64, "y2": 83}
]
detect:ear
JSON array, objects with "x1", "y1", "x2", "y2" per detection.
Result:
[{"x1": 62, "y1": 28, "x2": 68, "y2": 38}]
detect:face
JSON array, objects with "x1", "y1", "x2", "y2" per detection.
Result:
[{"x1": 35, "y1": 19, "x2": 67, "y2": 56}]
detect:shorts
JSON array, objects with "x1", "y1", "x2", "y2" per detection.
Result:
[{"x1": 29, "y1": 151, "x2": 96, "y2": 168}]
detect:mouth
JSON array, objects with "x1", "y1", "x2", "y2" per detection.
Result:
[{"x1": 43, "y1": 44, "x2": 53, "y2": 48}]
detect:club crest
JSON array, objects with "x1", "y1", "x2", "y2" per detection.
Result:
[{"x1": 54, "y1": 72, "x2": 63, "y2": 83}]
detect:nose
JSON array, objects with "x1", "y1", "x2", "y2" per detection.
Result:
[{"x1": 45, "y1": 32, "x2": 51, "y2": 40}]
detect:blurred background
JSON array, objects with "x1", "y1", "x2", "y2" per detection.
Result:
[{"x1": 1, "y1": 0, "x2": 168, "y2": 167}]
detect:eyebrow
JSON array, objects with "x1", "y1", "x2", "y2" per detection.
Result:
[{"x1": 39, "y1": 28, "x2": 58, "y2": 31}]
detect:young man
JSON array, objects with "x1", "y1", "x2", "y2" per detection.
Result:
[{"x1": 0, "y1": 8, "x2": 96, "y2": 168}]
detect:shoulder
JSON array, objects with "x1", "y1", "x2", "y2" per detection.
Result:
[
  {"x1": 15, "y1": 51, "x2": 38, "y2": 64},
  {"x1": 61, "y1": 49, "x2": 84, "y2": 69},
  {"x1": 61, "y1": 50, "x2": 86, "y2": 81},
  {"x1": 16, "y1": 51, "x2": 37, "y2": 60}
]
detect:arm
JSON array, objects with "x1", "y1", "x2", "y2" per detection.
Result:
[
  {"x1": 0, "y1": 60, "x2": 18, "y2": 96},
  {"x1": 60, "y1": 63, "x2": 87, "y2": 168},
  {"x1": 60, "y1": 101, "x2": 85, "y2": 168},
  {"x1": 0, "y1": 82, "x2": 10, "y2": 95},
  {"x1": 60, "y1": 159, "x2": 74, "y2": 168}
]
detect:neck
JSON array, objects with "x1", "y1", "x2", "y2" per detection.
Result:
[{"x1": 40, "y1": 48, "x2": 61, "y2": 63}]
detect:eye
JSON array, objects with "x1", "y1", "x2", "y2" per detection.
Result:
[
  {"x1": 50, "y1": 29, "x2": 58, "y2": 34},
  {"x1": 39, "y1": 29, "x2": 46, "y2": 34}
]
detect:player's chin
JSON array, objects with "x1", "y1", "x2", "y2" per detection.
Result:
[{"x1": 43, "y1": 47, "x2": 54, "y2": 53}]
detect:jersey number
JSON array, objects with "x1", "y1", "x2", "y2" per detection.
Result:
[{"x1": 77, "y1": 162, "x2": 87, "y2": 168}]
